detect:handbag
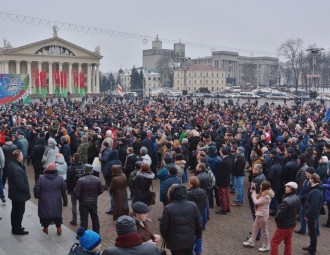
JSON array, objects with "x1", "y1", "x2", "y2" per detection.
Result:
[
  {"x1": 67, "y1": 243, "x2": 90, "y2": 255},
  {"x1": 320, "y1": 205, "x2": 326, "y2": 215},
  {"x1": 92, "y1": 157, "x2": 101, "y2": 173},
  {"x1": 149, "y1": 191, "x2": 156, "y2": 205},
  {"x1": 160, "y1": 240, "x2": 166, "y2": 255}
]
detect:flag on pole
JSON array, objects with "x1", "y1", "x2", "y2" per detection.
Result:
[{"x1": 117, "y1": 84, "x2": 124, "y2": 96}]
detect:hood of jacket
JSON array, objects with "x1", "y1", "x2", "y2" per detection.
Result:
[
  {"x1": 55, "y1": 156, "x2": 65, "y2": 164},
  {"x1": 261, "y1": 189, "x2": 275, "y2": 198},
  {"x1": 61, "y1": 127, "x2": 68, "y2": 136},
  {"x1": 137, "y1": 171, "x2": 155, "y2": 180},
  {"x1": 111, "y1": 165, "x2": 123, "y2": 176},
  {"x1": 311, "y1": 183, "x2": 324, "y2": 192},
  {"x1": 169, "y1": 185, "x2": 187, "y2": 201},
  {"x1": 36, "y1": 137, "x2": 46, "y2": 146},
  {"x1": 109, "y1": 150, "x2": 119, "y2": 161},
  {"x1": 43, "y1": 170, "x2": 59, "y2": 180}
]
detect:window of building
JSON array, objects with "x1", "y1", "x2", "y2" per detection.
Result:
[
  {"x1": 206, "y1": 80, "x2": 208, "y2": 84},
  {"x1": 177, "y1": 87, "x2": 179, "y2": 90},
  {"x1": 189, "y1": 80, "x2": 191, "y2": 84},
  {"x1": 206, "y1": 72, "x2": 208, "y2": 77},
  {"x1": 217, "y1": 73, "x2": 219, "y2": 77},
  {"x1": 148, "y1": 77, "x2": 151, "y2": 80},
  {"x1": 212, "y1": 73, "x2": 213, "y2": 77},
  {"x1": 189, "y1": 87, "x2": 191, "y2": 90},
  {"x1": 200, "y1": 80, "x2": 202, "y2": 84},
  {"x1": 212, "y1": 87, "x2": 214, "y2": 91},
  {"x1": 153, "y1": 77, "x2": 156, "y2": 81},
  {"x1": 222, "y1": 73, "x2": 224, "y2": 77},
  {"x1": 177, "y1": 80, "x2": 179, "y2": 84},
  {"x1": 194, "y1": 80, "x2": 196, "y2": 84},
  {"x1": 194, "y1": 87, "x2": 196, "y2": 91},
  {"x1": 194, "y1": 73, "x2": 196, "y2": 77},
  {"x1": 221, "y1": 80, "x2": 223, "y2": 84},
  {"x1": 211, "y1": 80, "x2": 213, "y2": 84},
  {"x1": 177, "y1": 73, "x2": 179, "y2": 77},
  {"x1": 217, "y1": 80, "x2": 218, "y2": 84}
]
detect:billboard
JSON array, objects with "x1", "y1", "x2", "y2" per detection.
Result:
[{"x1": 0, "y1": 74, "x2": 30, "y2": 104}]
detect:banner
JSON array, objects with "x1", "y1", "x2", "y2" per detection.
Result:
[{"x1": 0, "y1": 74, "x2": 30, "y2": 104}]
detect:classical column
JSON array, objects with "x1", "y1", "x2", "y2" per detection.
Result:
[
  {"x1": 0, "y1": 61, "x2": 3, "y2": 73},
  {"x1": 59, "y1": 62, "x2": 63, "y2": 94},
  {"x1": 87, "y1": 63, "x2": 91, "y2": 94},
  {"x1": 27, "y1": 61, "x2": 32, "y2": 94},
  {"x1": 49, "y1": 62, "x2": 53, "y2": 95},
  {"x1": 4, "y1": 60, "x2": 9, "y2": 73},
  {"x1": 95, "y1": 64, "x2": 100, "y2": 93},
  {"x1": 78, "y1": 63, "x2": 81, "y2": 94},
  {"x1": 16, "y1": 60, "x2": 21, "y2": 74},
  {"x1": 68, "y1": 62, "x2": 72, "y2": 94},
  {"x1": 91, "y1": 64, "x2": 95, "y2": 93}
]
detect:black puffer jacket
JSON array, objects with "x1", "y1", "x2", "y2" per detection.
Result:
[
  {"x1": 304, "y1": 183, "x2": 324, "y2": 220},
  {"x1": 188, "y1": 187, "x2": 207, "y2": 216},
  {"x1": 132, "y1": 171, "x2": 155, "y2": 205},
  {"x1": 74, "y1": 173, "x2": 103, "y2": 204},
  {"x1": 274, "y1": 192, "x2": 301, "y2": 229},
  {"x1": 160, "y1": 185, "x2": 202, "y2": 251},
  {"x1": 66, "y1": 161, "x2": 84, "y2": 193},
  {"x1": 31, "y1": 138, "x2": 46, "y2": 170},
  {"x1": 267, "y1": 156, "x2": 283, "y2": 193},
  {"x1": 283, "y1": 159, "x2": 299, "y2": 183},
  {"x1": 232, "y1": 155, "x2": 246, "y2": 176},
  {"x1": 216, "y1": 156, "x2": 233, "y2": 187}
]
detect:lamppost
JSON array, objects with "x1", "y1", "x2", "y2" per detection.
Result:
[{"x1": 306, "y1": 47, "x2": 324, "y2": 91}]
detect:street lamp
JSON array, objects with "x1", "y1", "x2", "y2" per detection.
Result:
[{"x1": 306, "y1": 47, "x2": 324, "y2": 91}]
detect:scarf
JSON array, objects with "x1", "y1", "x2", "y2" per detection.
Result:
[{"x1": 115, "y1": 233, "x2": 143, "y2": 248}]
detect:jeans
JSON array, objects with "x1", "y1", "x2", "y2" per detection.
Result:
[
  {"x1": 307, "y1": 218, "x2": 317, "y2": 253},
  {"x1": 79, "y1": 203, "x2": 100, "y2": 233},
  {"x1": 71, "y1": 193, "x2": 78, "y2": 222},
  {"x1": 299, "y1": 207, "x2": 307, "y2": 232},
  {"x1": 0, "y1": 168, "x2": 4, "y2": 199},
  {"x1": 270, "y1": 197, "x2": 278, "y2": 214},
  {"x1": 234, "y1": 176, "x2": 244, "y2": 204},
  {"x1": 11, "y1": 201, "x2": 26, "y2": 233},
  {"x1": 270, "y1": 227, "x2": 294, "y2": 255},
  {"x1": 182, "y1": 169, "x2": 188, "y2": 183}
]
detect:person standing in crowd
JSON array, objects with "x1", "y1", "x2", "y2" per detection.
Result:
[
  {"x1": 243, "y1": 180, "x2": 274, "y2": 252},
  {"x1": 41, "y1": 138, "x2": 59, "y2": 167},
  {"x1": 87, "y1": 134, "x2": 101, "y2": 164},
  {"x1": 137, "y1": 147, "x2": 152, "y2": 166},
  {"x1": 316, "y1": 156, "x2": 328, "y2": 185},
  {"x1": 231, "y1": 147, "x2": 246, "y2": 207},
  {"x1": 31, "y1": 137, "x2": 46, "y2": 183},
  {"x1": 188, "y1": 176, "x2": 207, "y2": 227},
  {"x1": 102, "y1": 215, "x2": 161, "y2": 255},
  {"x1": 216, "y1": 148, "x2": 233, "y2": 214},
  {"x1": 267, "y1": 154, "x2": 283, "y2": 216},
  {"x1": 8, "y1": 149, "x2": 31, "y2": 235},
  {"x1": 75, "y1": 227, "x2": 102, "y2": 255},
  {"x1": 324, "y1": 169, "x2": 330, "y2": 228},
  {"x1": 17, "y1": 133, "x2": 29, "y2": 166},
  {"x1": 99, "y1": 141, "x2": 112, "y2": 181},
  {"x1": 33, "y1": 162, "x2": 67, "y2": 235},
  {"x1": 59, "y1": 136, "x2": 71, "y2": 166},
  {"x1": 206, "y1": 145, "x2": 221, "y2": 210},
  {"x1": 131, "y1": 202, "x2": 160, "y2": 243},
  {"x1": 67, "y1": 153, "x2": 84, "y2": 226},
  {"x1": 123, "y1": 147, "x2": 137, "y2": 182},
  {"x1": 162, "y1": 166, "x2": 182, "y2": 206},
  {"x1": 270, "y1": 182, "x2": 301, "y2": 255},
  {"x1": 130, "y1": 163, "x2": 155, "y2": 205},
  {"x1": 77, "y1": 135, "x2": 89, "y2": 164},
  {"x1": 160, "y1": 184, "x2": 202, "y2": 255},
  {"x1": 74, "y1": 164, "x2": 103, "y2": 233},
  {"x1": 109, "y1": 165, "x2": 129, "y2": 221},
  {"x1": 0, "y1": 144, "x2": 5, "y2": 203},
  {"x1": 2, "y1": 136, "x2": 17, "y2": 188},
  {"x1": 283, "y1": 147, "x2": 299, "y2": 184},
  {"x1": 302, "y1": 174, "x2": 324, "y2": 255}
]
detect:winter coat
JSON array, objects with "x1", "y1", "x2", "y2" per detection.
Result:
[
  {"x1": 74, "y1": 173, "x2": 103, "y2": 205},
  {"x1": 8, "y1": 159, "x2": 31, "y2": 202},
  {"x1": 42, "y1": 144, "x2": 59, "y2": 167},
  {"x1": 249, "y1": 172, "x2": 266, "y2": 197},
  {"x1": 18, "y1": 137, "x2": 29, "y2": 159},
  {"x1": 55, "y1": 155, "x2": 68, "y2": 181},
  {"x1": 60, "y1": 142, "x2": 71, "y2": 166},
  {"x1": 31, "y1": 138, "x2": 46, "y2": 171},
  {"x1": 34, "y1": 170, "x2": 66, "y2": 219},
  {"x1": 160, "y1": 185, "x2": 202, "y2": 251},
  {"x1": 232, "y1": 155, "x2": 246, "y2": 177},
  {"x1": 324, "y1": 177, "x2": 330, "y2": 202},
  {"x1": 131, "y1": 171, "x2": 155, "y2": 205},
  {"x1": 99, "y1": 147, "x2": 113, "y2": 173},
  {"x1": 109, "y1": 167, "x2": 129, "y2": 221},
  {"x1": 251, "y1": 189, "x2": 274, "y2": 217},
  {"x1": 157, "y1": 164, "x2": 171, "y2": 202},
  {"x1": 297, "y1": 179, "x2": 311, "y2": 205},
  {"x1": 207, "y1": 155, "x2": 221, "y2": 175},
  {"x1": 87, "y1": 136, "x2": 101, "y2": 163},
  {"x1": 274, "y1": 192, "x2": 301, "y2": 229},
  {"x1": 188, "y1": 187, "x2": 207, "y2": 216},
  {"x1": 295, "y1": 163, "x2": 308, "y2": 192},
  {"x1": 0, "y1": 147, "x2": 4, "y2": 169},
  {"x1": 216, "y1": 155, "x2": 233, "y2": 187},
  {"x1": 141, "y1": 137, "x2": 153, "y2": 156},
  {"x1": 77, "y1": 142, "x2": 89, "y2": 164},
  {"x1": 283, "y1": 159, "x2": 299, "y2": 184},
  {"x1": 266, "y1": 156, "x2": 283, "y2": 194},
  {"x1": 162, "y1": 175, "x2": 182, "y2": 204},
  {"x1": 316, "y1": 162, "x2": 328, "y2": 185},
  {"x1": 195, "y1": 171, "x2": 209, "y2": 191},
  {"x1": 174, "y1": 160, "x2": 186, "y2": 177},
  {"x1": 304, "y1": 183, "x2": 324, "y2": 219},
  {"x1": 66, "y1": 161, "x2": 84, "y2": 193},
  {"x1": 102, "y1": 233, "x2": 161, "y2": 255},
  {"x1": 124, "y1": 153, "x2": 138, "y2": 178},
  {"x1": 156, "y1": 136, "x2": 167, "y2": 155},
  {"x1": 2, "y1": 141, "x2": 17, "y2": 168},
  {"x1": 133, "y1": 216, "x2": 156, "y2": 242}
]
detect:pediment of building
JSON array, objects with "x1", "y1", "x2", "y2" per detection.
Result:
[{"x1": 2, "y1": 37, "x2": 102, "y2": 59}]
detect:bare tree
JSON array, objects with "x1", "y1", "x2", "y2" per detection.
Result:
[
  {"x1": 156, "y1": 56, "x2": 177, "y2": 87},
  {"x1": 278, "y1": 38, "x2": 303, "y2": 91}
]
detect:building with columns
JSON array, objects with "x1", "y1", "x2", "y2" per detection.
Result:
[{"x1": 0, "y1": 34, "x2": 102, "y2": 96}]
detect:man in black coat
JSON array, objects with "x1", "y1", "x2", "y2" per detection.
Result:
[
  {"x1": 31, "y1": 137, "x2": 46, "y2": 183},
  {"x1": 60, "y1": 136, "x2": 71, "y2": 166},
  {"x1": 267, "y1": 155, "x2": 283, "y2": 215},
  {"x1": 216, "y1": 148, "x2": 233, "y2": 214},
  {"x1": 8, "y1": 149, "x2": 31, "y2": 235},
  {"x1": 283, "y1": 148, "x2": 299, "y2": 184},
  {"x1": 160, "y1": 185, "x2": 202, "y2": 255},
  {"x1": 123, "y1": 147, "x2": 137, "y2": 181},
  {"x1": 231, "y1": 147, "x2": 246, "y2": 206}
]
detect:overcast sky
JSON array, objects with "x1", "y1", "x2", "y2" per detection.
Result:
[{"x1": 1, "y1": 0, "x2": 330, "y2": 72}]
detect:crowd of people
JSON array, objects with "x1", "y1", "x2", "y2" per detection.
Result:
[{"x1": 0, "y1": 94, "x2": 330, "y2": 255}]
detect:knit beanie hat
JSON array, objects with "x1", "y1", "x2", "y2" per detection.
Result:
[
  {"x1": 77, "y1": 227, "x2": 101, "y2": 251},
  {"x1": 116, "y1": 215, "x2": 137, "y2": 235},
  {"x1": 237, "y1": 146, "x2": 245, "y2": 153},
  {"x1": 84, "y1": 164, "x2": 94, "y2": 173}
]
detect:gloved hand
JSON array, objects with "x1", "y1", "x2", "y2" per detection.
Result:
[{"x1": 194, "y1": 239, "x2": 202, "y2": 255}]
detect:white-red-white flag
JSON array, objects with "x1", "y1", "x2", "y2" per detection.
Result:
[{"x1": 117, "y1": 84, "x2": 123, "y2": 96}]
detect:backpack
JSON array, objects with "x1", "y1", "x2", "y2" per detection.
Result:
[{"x1": 205, "y1": 165, "x2": 216, "y2": 189}]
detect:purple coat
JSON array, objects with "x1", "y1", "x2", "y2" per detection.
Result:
[
  {"x1": 324, "y1": 177, "x2": 330, "y2": 202},
  {"x1": 34, "y1": 170, "x2": 67, "y2": 219}
]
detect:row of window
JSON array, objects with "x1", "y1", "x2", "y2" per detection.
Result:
[
  {"x1": 177, "y1": 79, "x2": 224, "y2": 84},
  {"x1": 177, "y1": 72, "x2": 224, "y2": 78},
  {"x1": 176, "y1": 86, "x2": 221, "y2": 91}
]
